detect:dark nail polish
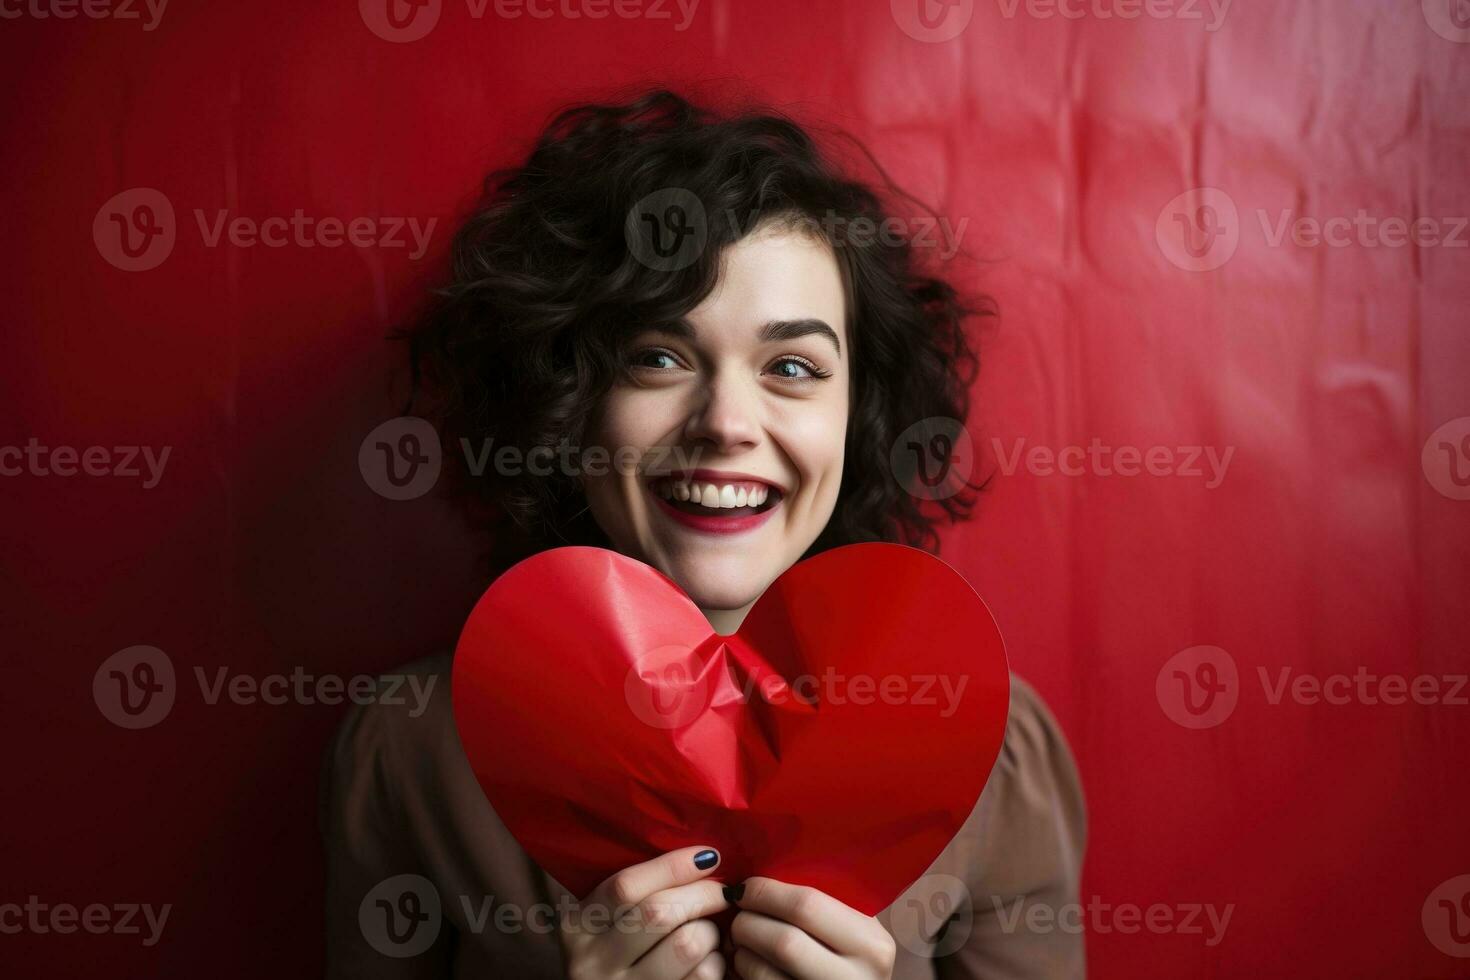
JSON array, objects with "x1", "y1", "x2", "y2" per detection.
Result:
[
  {"x1": 722, "y1": 883, "x2": 745, "y2": 904},
  {"x1": 693, "y1": 849, "x2": 719, "y2": 870}
]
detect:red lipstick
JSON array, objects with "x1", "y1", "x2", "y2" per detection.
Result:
[{"x1": 650, "y1": 491, "x2": 780, "y2": 535}]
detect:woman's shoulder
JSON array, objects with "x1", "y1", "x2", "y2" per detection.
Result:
[
  {"x1": 318, "y1": 652, "x2": 457, "y2": 811},
  {"x1": 951, "y1": 672, "x2": 1087, "y2": 896},
  {"x1": 324, "y1": 649, "x2": 453, "y2": 732},
  {"x1": 319, "y1": 652, "x2": 568, "y2": 976},
  {"x1": 998, "y1": 673, "x2": 1084, "y2": 793}
]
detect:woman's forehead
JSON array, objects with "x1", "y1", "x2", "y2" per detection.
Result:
[{"x1": 686, "y1": 227, "x2": 848, "y2": 346}]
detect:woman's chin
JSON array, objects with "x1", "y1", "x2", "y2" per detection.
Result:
[{"x1": 661, "y1": 565, "x2": 767, "y2": 620}]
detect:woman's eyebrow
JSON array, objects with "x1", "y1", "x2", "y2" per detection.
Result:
[
  {"x1": 655, "y1": 318, "x2": 843, "y2": 357},
  {"x1": 758, "y1": 318, "x2": 842, "y2": 356}
]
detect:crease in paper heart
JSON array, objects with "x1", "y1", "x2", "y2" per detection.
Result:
[
  {"x1": 648, "y1": 634, "x2": 819, "y2": 809},
  {"x1": 452, "y1": 543, "x2": 1009, "y2": 916}
]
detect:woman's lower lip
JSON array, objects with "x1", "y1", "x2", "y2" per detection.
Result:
[{"x1": 650, "y1": 491, "x2": 779, "y2": 535}]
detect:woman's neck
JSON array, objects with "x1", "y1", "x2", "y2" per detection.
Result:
[{"x1": 701, "y1": 601, "x2": 755, "y2": 636}]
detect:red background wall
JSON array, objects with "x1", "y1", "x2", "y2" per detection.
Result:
[{"x1": 3, "y1": 0, "x2": 1468, "y2": 976}]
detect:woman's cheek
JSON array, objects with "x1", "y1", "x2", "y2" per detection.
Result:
[
  {"x1": 610, "y1": 388, "x2": 684, "y2": 449},
  {"x1": 785, "y1": 394, "x2": 848, "y2": 465}
]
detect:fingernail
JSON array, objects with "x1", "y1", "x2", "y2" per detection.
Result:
[
  {"x1": 722, "y1": 883, "x2": 745, "y2": 904},
  {"x1": 693, "y1": 849, "x2": 719, "y2": 870}
]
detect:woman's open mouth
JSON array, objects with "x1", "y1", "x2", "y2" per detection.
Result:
[{"x1": 647, "y1": 472, "x2": 785, "y2": 535}]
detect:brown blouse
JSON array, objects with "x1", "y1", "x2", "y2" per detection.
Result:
[{"x1": 321, "y1": 653, "x2": 1087, "y2": 978}]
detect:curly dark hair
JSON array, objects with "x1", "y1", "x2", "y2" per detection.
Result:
[{"x1": 402, "y1": 88, "x2": 988, "y2": 574}]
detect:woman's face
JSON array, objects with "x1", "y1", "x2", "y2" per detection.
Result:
[{"x1": 582, "y1": 222, "x2": 850, "y2": 632}]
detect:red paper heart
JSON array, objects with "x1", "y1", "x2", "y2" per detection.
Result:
[{"x1": 452, "y1": 543, "x2": 1009, "y2": 915}]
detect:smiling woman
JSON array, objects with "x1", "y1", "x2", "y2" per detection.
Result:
[
  {"x1": 322, "y1": 89, "x2": 1085, "y2": 979},
  {"x1": 400, "y1": 89, "x2": 983, "y2": 579},
  {"x1": 582, "y1": 223, "x2": 853, "y2": 627}
]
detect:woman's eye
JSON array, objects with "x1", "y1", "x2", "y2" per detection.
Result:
[
  {"x1": 767, "y1": 357, "x2": 825, "y2": 380},
  {"x1": 632, "y1": 349, "x2": 680, "y2": 370}
]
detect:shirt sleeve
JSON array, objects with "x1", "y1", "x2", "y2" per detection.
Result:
[
  {"x1": 936, "y1": 674, "x2": 1088, "y2": 980},
  {"x1": 320, "y1": 687, "x2": 456, "y2": 979}
]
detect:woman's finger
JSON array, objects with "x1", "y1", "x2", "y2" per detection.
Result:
[
  {"x1": 608, "y1": 878, "x2": 729, "y2": 964},
  {"x1": 732, "y1": 946, "x2": 795, "y2": 980},
  {"x1": 734, "y1": 877, "x2": 880, "y2": 959},
  {"x1": 582, "y1": 847, "x2": 722, "y2": 921},
  {"x1": 631, "y1": 918, "x2": 721, "y2": 980},
  {"x1": 729, "y1": 909, "x2": 835, "y2": 978},
  {"x1": 680, "y1": 949, "x2": 727, "y2": 980}
]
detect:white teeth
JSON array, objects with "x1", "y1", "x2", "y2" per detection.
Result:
[{"x1": 655, "y1": 478, "x2": 778, "y2": 509}]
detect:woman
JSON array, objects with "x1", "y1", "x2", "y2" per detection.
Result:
[{"x1": 322, "y1": 89, "x2": 1086, "y2": 979}]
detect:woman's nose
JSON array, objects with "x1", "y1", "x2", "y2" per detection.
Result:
[{"x1": 683, "y1": 375, "x2": 760, "y2": 452}]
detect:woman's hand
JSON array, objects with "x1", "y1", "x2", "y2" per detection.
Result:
[
  {"x1": 728, "y1": 877, "x2": 896, "y2": 980},
  {"x1": 559, "y1": 845, "x2": 730, "y2": 980}
]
